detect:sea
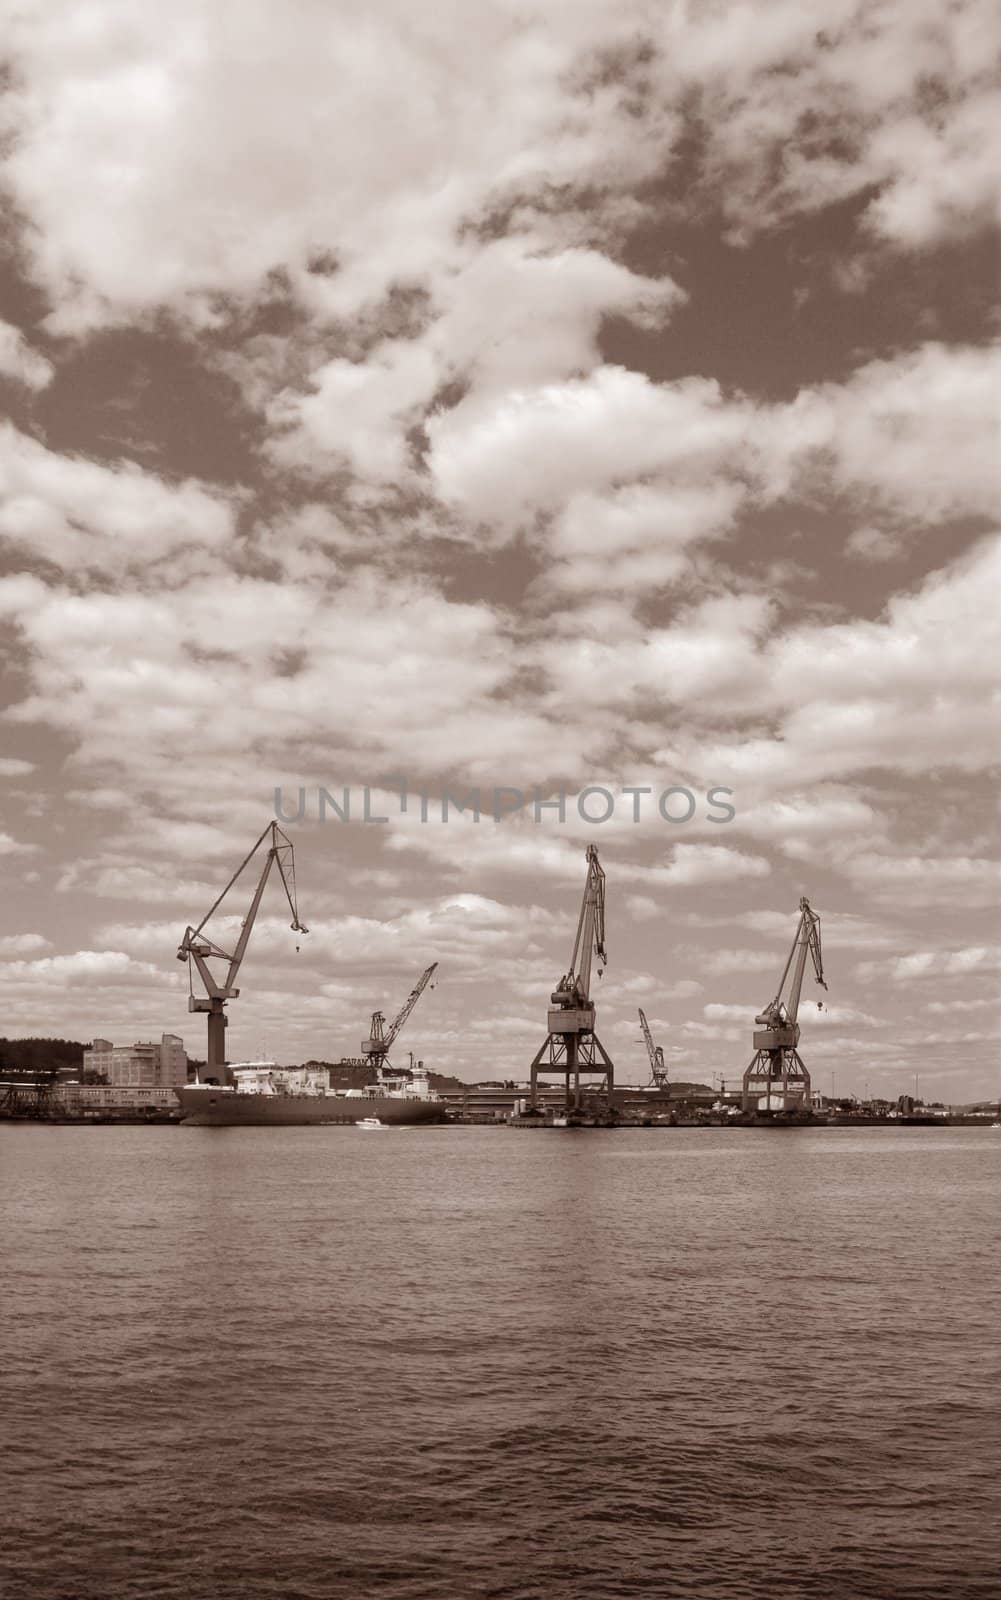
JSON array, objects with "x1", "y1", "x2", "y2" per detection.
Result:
[{"x1": 1, "y1": 1123, "x2": 998, "y2": 1600}]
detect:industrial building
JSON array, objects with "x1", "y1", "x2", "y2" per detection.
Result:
[
  {"x1": 53, "y1": 1083, "x2": 179, "y2": 1116},
  {"x1": 83, "y1": 1033, "x2": 188, "y2": 1089}
]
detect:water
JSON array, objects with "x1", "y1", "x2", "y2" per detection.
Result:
[{"x1": 1, "y1": 1125, "x2": 998, "y2": 1600}]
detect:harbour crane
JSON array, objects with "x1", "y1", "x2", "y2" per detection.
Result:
[
  {"x1": 638, "y1": 1008, "x2": 669, "y2": 1090},
  {"x1": 177, "y1": 821, "x2": 308, "y2": 1084},
  {"x1": 741, "y1": 896, "x2": 826, "y2": 1115},
  {"x1": 529, "y1": 844, "x2": 614, "y2": 1116},
  {"x1": 361, "y1": 962, "x2": 438, "y2": 1079}
]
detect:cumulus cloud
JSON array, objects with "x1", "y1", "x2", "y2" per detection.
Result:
[
  {"x1": 0, "y1": 949, "x2": 178, "y2": 986},
  {"x1": 0, "y1": 320, "x2": 53, "y2": 390},
  {"x1": 0, "y1": 932, "x2": 53, "y2": 956},
  {"x1": 856, "y1": 946, "x2": 1000, "y2": 982},
  {"x1": 0, "y1": 424, "x2": 235, "y2": 574},
  {"x1": 3, "y1": 2, "x2": 997, "y2": 340}
]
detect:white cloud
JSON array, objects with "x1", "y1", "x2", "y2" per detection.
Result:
[
  {"x1": 0, "y1": 423, "x2": 234, "y2": 573},
  {"x1": 657, "y1": 843, "x2": 770, "y2": 888},
  {"x1": 0, "y1": 932, "x2": 53, "y2": 956},
  {"x1": 3, "y1": 1, "x2": 997, "y2": 342},
  {"x1": 0, "y1": 949, "x2": 179, "y2": 986},
  {"x1": 661, "y1": 535, "x2": 1001, "y2": 787},
  {"x1": 0, "y1": 319, "x2": 53, "y2": 390},
  {"x1": 428, "y1": 366, "x2": 752, "y2": 534},
  {"x1": 856, "y1": 946, "x2": 1000, "y2": 982},
  {"x1": 846, "y1": 527, "x2": 905, "y2": 563},
  {"x1": 0, "y1": 831, "x2": 40, "y2": 856},
  {"x1": 0, "y1": 3, "x2": 676, "y2": 334}
]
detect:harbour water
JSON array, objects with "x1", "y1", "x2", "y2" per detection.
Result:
[{"x1": 1, "y1": 1125, "x2": 998, "y2": 1599}]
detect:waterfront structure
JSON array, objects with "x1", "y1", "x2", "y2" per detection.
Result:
[
  {"x1": 54, "y1": 1083, "x2": 179, "y2": 1115},
  {"x1": 530, "y1": 844, "x2": 614, "y2": 1115},
  {"x1": 741, "y1": 897, "x2": 827, "y2": 1115},
  {"x1": 176, "y1": 820, "x2": 307, "y2": 1083},
  {"x1": 84, "y1": 1033, "x2": 188, "y2": 1089}
]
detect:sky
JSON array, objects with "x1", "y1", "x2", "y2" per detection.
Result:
[{"x1": 0, "y1": 0, "x2": 998, "y2": 1099}]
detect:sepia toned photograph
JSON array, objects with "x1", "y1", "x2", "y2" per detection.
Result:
[{"x1": 1, "y1": 3, "x2": 998, "y2": 1597}]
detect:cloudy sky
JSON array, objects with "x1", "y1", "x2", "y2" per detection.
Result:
[{"x1": 1, "y1": 1, "x2": 998, "y2": 1098}]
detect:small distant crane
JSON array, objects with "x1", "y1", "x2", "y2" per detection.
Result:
[
  {"x1": 361, "y1": 963, "x2": 438, "y2": 1079},
  {"x1": 638, "y1": 1008, "x2": 669, "y2": 1090},
  {"x1": 177, "y1": 821, "x2": 308, "y2": 1084},
  {"x1": 741, "y1": 896, "x2": 826, "y2": 1115},
  {"x1": 529, "y1": 844, "x2": 614, "y2": 1115}
]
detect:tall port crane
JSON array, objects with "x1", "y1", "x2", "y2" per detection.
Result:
[
  {"x1": 638, "y1": 1008, "x2": 668, "y2": 1090},
  {"x1": 177, "y1": 821, "x2": 308, "y2": 1084},
  {"x1": 361, "y1": 962, "x2": 438, "y2": 1078},
  {"x1": 741, "y1": 896, "x2": 826, "y2": 1114},
  {"x1": 529, "y1": 844, "x2": 614, "y2": 1115}
]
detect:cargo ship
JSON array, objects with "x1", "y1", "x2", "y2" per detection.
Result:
[{"x1": 175, "y1": 1060, "x2": 448, "y2": 1127}]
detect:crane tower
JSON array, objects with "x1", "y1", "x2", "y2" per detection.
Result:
[
  {"x1": 742, "y1": 896, "x2": 826, "y2": 1114},
  {"x1": 529, "y1": 844, "x2": 614, "y2": 1115},
  {"x1": 177, "y1": 821, "x2": 308, "y2": 1084}
]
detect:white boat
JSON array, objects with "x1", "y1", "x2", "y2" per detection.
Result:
[{"x1": 355, "y1": 1116, "x2": 386, "y2": 1130}]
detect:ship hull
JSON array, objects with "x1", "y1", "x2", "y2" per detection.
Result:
[{"x1": 176, "y1": 1087, "x2": 448, "y2": 1127}]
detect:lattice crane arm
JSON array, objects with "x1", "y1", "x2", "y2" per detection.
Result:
[
  {"x1": 755, "y1": 896, "x2": 826, "y2": 1028},
  {"x1": 383, "y1": 962, "x2": 438, "y2": 1052},
  {"x1": 638, "y1": 1007, "x2": 657, "y2": 1070},
  {"x1": 562, "y1": 844, "x2": 607, "y2": 1003},
  {"x1": 176, "y1": 821, "x2": 308, "y2": 997}
]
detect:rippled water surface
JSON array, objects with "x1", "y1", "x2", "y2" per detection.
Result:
[{"x1": 2, "y1": 1124, "x2": 998, "y2": 1599}]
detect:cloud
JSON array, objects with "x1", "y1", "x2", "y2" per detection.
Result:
[
  {"x1": 0, "y1": 932, "x2": 53, "y2": 956},
  {"x1": 856, "y1": 946, "x2": 1000, "y2": 983},
  {"x1": 846, "y1": 527, "x2": 906, "y2": 563},
  {"x1": 0, "y1": 758, "x2": 36, "y2": 777},
  {"x1": 428, "y1": 365, "x2": 752, "y2": 534},
  {"x1": 0, "y1": 831, "x2": 40, "y2": 856},
  {"x1": 840, "y1": 851, "x2": 1001, "y2": 908},
  {"x1": 795, "y1": 343, "x2": 1001, "y2": 524},
  {"x1": 661, "y1": 535, "x2": 1001, "y2": 787},
  {"x1": 0, "y1": 949, "x2": 179, "y2": 986},
  {"x1": 267, "y1": 241, "x2": 681, "y2": 484},
  {"x1": 0, "y1": 3, "x2": 677, "y2": 334},
  {"x1": 0, "y1": 319, "x2": 53, "y2": 390},
  {"x1": 4, "y1": 2, "x2": 997, "y2": 343},
  {"x1": 657, "y1": 843, "x2": 770, "y2": 887},
  {"x1": 704, "y1": 1002, "x2": 881, "y2": 1028},
  {"x1": 701, "y1": 948, "x2": 785, "y2": 977},
  {"x1": 0, "y1": 423, "x2": 235, "y2": 574}
]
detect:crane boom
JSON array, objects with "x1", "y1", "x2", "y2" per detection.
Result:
[
  {"x1": 556, "y1": 844, "x2": 607, "y2": 1006},
  {"x1": 361, "y1": 962, "x2": 438, "y2": 1070},
  {"x1": 176, "y1": 821, "x2": 308, "y2": 1082},
  {"x1": 638, "y1": 1007, "x2": 668, "y2": 1089},
  {"x1": 754, "y1": 897, "x2": 826, "y2": 1038},
  {"x1": 385, "y1": 962, "x2": 438, "y2": 1051}
]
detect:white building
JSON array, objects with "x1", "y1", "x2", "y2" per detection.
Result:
[{"x1": 83, "y1": 1033, "x2": 188, "y2": 1089}]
